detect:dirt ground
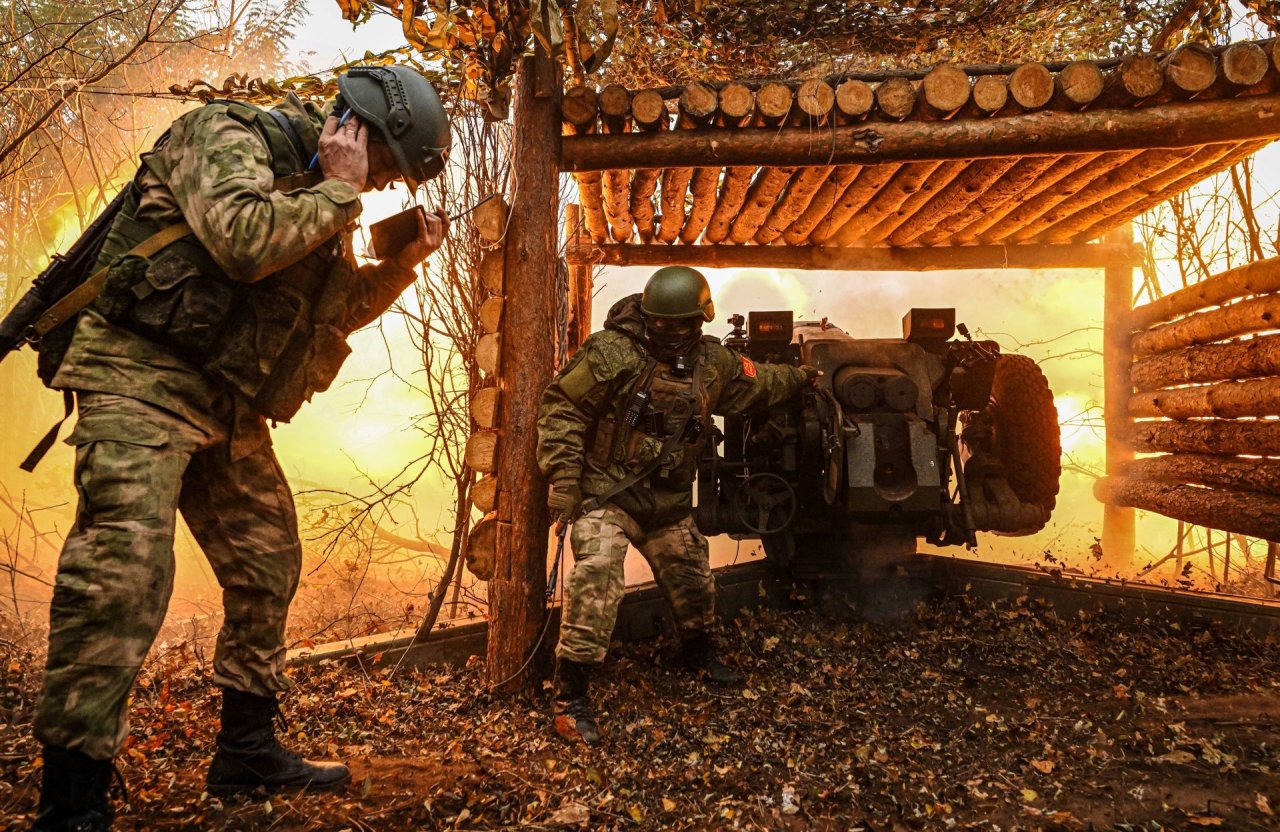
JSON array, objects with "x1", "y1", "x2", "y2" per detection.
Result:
[{"x1": 3, "y1": 594, "x2": 1280, "y2": 831}]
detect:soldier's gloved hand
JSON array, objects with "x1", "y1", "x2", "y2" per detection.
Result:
[
  {"x1": 801, "y1": 365, "x2": 822, "y2": 387},
  {"x1": 547, "y1": 478, "x2": 583, "y2": 522}
]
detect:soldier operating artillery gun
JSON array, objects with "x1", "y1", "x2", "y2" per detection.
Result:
[{"x1": 694, "y1": 309, "x2": 1062, "y2": 594}]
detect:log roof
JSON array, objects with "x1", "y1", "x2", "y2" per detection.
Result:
[{"x1": 559, "y1": 40, "x2": 1280, "y2": 267}]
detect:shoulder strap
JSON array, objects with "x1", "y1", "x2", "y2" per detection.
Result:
[
  {"x1": 266, "y1": 108, "x2": 307, "y2": 166},
  {"x1": 583, "y1": 354, "x2": 705, "y2": 514},
  {"x1": 30, "y1": 221, "x2": 193, "y2": 341}
]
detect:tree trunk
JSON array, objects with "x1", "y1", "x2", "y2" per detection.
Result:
[
  {"x1": 1128, "y1": 420, "x2": 1280, "y2": 456},
  {"x1": 754, "y1": 166, "x2": 834, "y2": 244},
  {"x1": 1102, "y1": 225, "x2": 1136, "y2": 568},
  {"x1": 1094, "y1": 476, "x2": 1280, "y2": 542},
  {"x1": 829, "y1": 161, "x2": 946, "y2": 245},
  {"x1": 920, "y1": 156, "x2": 1059, "y2": 246},
  {"x1": 703, "y1": 166, "x2": 756, "y2": 244},
  {"x1": 559, "y1": 98, "x2": 1280, "y2": 172},
  {"x1": 780, "y1": 164, "x2": 866, "y2": 245},
  {"x1": 888, "y1": 157, "x2": 1019, "y2": 246},
  {"x1": 488, "y1": 48, "x2": 558, "y2": 693},
  {"x1": 1121, "y1": 453, "x2": 1280, "y2": 497},
  {"x1": 1132, "y1": 333, "x2": 1280, "y2": 391},
  {"x1": 729, "y1": 167, "x2": 796, "y2": 243},
  {"x1": 951, "y1": 154, "x2": 1098, "y2": 244},
  {"x1": 1129, "y1": 376, "x2": 1280, "y2": 419},
  {"x1": 1130, "y1": 253, "x2": 1280, "y2": 330},
  {"x1": 979, "y1": 151, "x2": 1143, "y2": 243},
  {"x1": 1132, "y1": 293, "x2": 1280, "y2": 357}
]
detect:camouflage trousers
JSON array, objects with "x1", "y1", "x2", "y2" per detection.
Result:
[
  {"x1": 34, "y1": 391, "x2": 302, "y2": 761},
  {"x1": 556, "y1": 506, "x2": 715, "y2": 665}
]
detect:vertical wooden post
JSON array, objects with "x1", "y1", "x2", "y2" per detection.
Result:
[
  {"x1": 487, "y1": 47, "x2": 561, "y2": 692},
  {"x1": 1101, "y1": 223, "x2": 1136, "y2": 569},
  {"x1": 565, "y1": 204, "x2": 595, "y2": 351}
]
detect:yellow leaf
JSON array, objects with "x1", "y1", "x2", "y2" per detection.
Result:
[
  {"x1": 662, "y1": 799, "x2": 676, "y2": 812},
  {"x1": 1021, "y1": 788, "x2": 1039, "y2": 802},
  {"x1": 628, "y1": 805, "x2": 645, "y2": 822},
  {"x1": 1186, "y1": 816, "x2": 1224, "y2": 826}
]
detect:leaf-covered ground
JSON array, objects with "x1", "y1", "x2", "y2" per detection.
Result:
[{"x1": 3, "y1": 594, "x2": 1280, "y2": 831}]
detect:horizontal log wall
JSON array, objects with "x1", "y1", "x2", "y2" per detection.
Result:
[{"x1": 1103, "y1": 253, "x2": 1280, "y2": 542}]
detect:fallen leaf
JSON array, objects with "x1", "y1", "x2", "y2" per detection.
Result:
[
  {"x1": 1258, "y1": 794, "x2": 1274, "y2": 816},
  {"x1": 547, "y1": 802, "x2": 589, "y2": 826},
  {"x1": 1030, "y1": 759, "x2": 1054, "y2": 774},
  {"x1": 1152, "y1": 750, "x2": 1196, "y2": 765},
  {"x1": 1020, "y1": 788, "x2": 1039, "y2": 802}
]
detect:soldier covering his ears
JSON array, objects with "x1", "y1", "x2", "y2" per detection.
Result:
[
  {"x1": 28, "y1": 66, "x2": 450, "y2": 831},
  {"x1": 537, "y1": 266, "x2": 818, "y2": 744}
]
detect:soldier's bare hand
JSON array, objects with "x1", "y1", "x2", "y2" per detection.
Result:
[
  {"x1": 392, "y1": 207, "x2": 449, "y2": 270},
  {"x1": 319, "y1": 114, "x2": 369, "y2": 192}
]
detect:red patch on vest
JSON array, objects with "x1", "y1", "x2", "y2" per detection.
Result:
[{"x1": 740, "y1": 355, "x2": 757, "y2": 378}]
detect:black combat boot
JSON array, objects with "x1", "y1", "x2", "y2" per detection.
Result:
[
  {"x1": 206, "y1": 688, "x2": 350, "y2": 795},
  {"x1": 678, "y1": 630, "x2": 744, "y2": 686},
  {"x1": 31, "y1": 745, "x2": 114, "y2": 832},
  {"x1": 552, "y1": 658, "x2": 601, "y2": 745}
]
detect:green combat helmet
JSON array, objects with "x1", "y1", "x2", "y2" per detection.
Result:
[
  {"x1": 641, "y1": 266, "x2": 716, "y2": 322},
  {"x1": 337, "y1": 66, "x2": 451, "y2": 187}
]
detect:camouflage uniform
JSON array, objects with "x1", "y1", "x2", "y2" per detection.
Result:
[
  {"x1": 538, "y1": 294, "x2": 809, "y2": 665},
  {"x1": 34, "y1": 94, "x2": 415, "y2": 761}
]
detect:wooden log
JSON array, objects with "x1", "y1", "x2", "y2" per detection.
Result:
[
  {"x1": 808, "y1": 164, "x2": 901, "y2": 245},
  {"x1": 863, "y1": 160, "x2": 969, "y2": 245},
  {"x1": 479, "y1": 248, "x2": 505, "y2": 294},
  {"x1": 921, "y1": 156, "x2": 1060, "y2": 246},
  {"x1": 1132, "y1": 294, "x2": 1280, "y2": 358},
  {"x1": 1121, "y1": 453, "x2": 1280, "y2": 498},
  {"x1": 565, "y1": 241, "x2": 1139, "y2": 272},
  {"x1": 1130, "y1": 376, "x2": 1280, "y2": 419},
  {"x1": 728, "y1": 167, "x2": 796, "y2": 243},
  {"x1": 755, "y1": 166, "x2": 834, "y2": 244},
  {"x1": 835, "y1": 79, "x2": 874, "y2": 122},
  {"x1": 887, "y1": 157, "x2": 1020, "y2": 246},
  {"x1": 703, "y1": 166, "x2": 756, "y2": 244},
  {"x1": 1009, "y1": 62, "x2": 1054, "y2": 109},
  {"x1": 780, "y1": 164, "x2": 862, "y2": 245},
  {"x1": 1097, "y1": 55, "x2": 1165, "y2": 106},
  {"x1": 1052, "y1": 61, "x2": 1104, "y2": 109},
  {"x1": 1094, "y1": 476, "x2": 1280, "y2": 542},
  {"x1": 1009, "y1": 147, "x2": 1197, "y2": 243},
  {"x1": 464, "y1": 513, "x2": 497, "y2": 581},
  {"x1": 477, "y1": 332, "x2": 501, "y2": 375},
  {"x1": 1040, "y1": 143, "x2": 1232, "y2": 244},
  {"x1": 479, "y1": 295, "x2": 504, "y2": 334},
  {"x1": 1131, "y1": 255, "x2": 1280, "y2": 330},
  {"x1": 795, "y1": 79, "x2": 835, "y2": 125},
  {"x1": 1220, "y1": 42, "x2": 1270, "y2": 88},
  {"x1": 1074, "y1": 139, "x2": 1267, "y2": 243},
  {"x1": 970, "y1": 75, "x2": 1009, "y2": 115},
  {"x1": 602, "y1": 169, "x2": 633, "y2": 242},
  {"x1": 679, "y1": 81, "x2": 719, "y2": 125},
  {"x1": 598, "y1": 84, "x2": 632, "y2": 127},
  {"x1": 631, "y1": 89, "x2": 668, "y2": 130},
  {"x1": 828, "y1": 161, "x2": 943, "y2": 246},
  {"x1": 1128, "y1": 420, "x2": 1280, "y2": 456},
  {"x1": 1102, "y1": 223, "x2": 1136, "y2": 567},
  {"x1": 489, "y1": 50, "x2": 557, "y2": 692},
  {"x1": 1133, "y1": 334, "x2": 1280, "y2": 392},
  {"x1": 718, "y1": 82, "x2": 755, "y2": 125},
  {"x1": 1162, "y1": 42, "x2": 1218, "y2": 96},
  {"x1": 472, "y1": 475, "x2": 498, "y2": 513},
  {"x1": 679, "y1": 166, "x2": 720, "y2": 244},
  {"x1": 919, "y1": 64, "x2": 970, "y2": 116},
  {"x1": 465, "y1": 429, "x2": 499, "y2": 472},
  {"x1": 630, "y1": 169, "x2": 660, "y2": 242},
  {"x1": 560, "y1": 96, "x2": 1280, "y2": 173},
  {"x1": 874, "y1": 77, "x2": 916, "y2": 119},
  {"x1": 978, "y1": 151, "x2": 1142, "y2": 244},
  {"x1": 756, "y1": 82, "x2": 793, "y2": 124},
  {"x1": 656, "y1": 163, "x2": 694, "y2": 243},
  {"x1": 471, "y1": 385, "x2": 500, "y2": 427},
  {"x1": 574, "y1": 171, "x2": 609, "y2": 243},
  {"x1": 561, "y1": 84, "x2": 599, "y2": 130}
]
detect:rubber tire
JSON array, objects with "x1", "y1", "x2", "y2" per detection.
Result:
[{"x1": 989, "y1": 354, "x2": 1061, "y2": 524}]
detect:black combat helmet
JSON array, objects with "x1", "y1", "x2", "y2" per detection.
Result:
[
  {"x1": 640, "y1": 266, "x2": 715, "y2": 322},
  {"x1": 337, "y1": 66, "x2": 451, "y2": 187}
]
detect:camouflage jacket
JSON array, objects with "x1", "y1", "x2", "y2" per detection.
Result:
[
  {"x1": 537, "y1": 294, "x2": 809, "y2": 529},
  {"x1": 51, "y1": 94, "x2": 414, "y2": 458}
]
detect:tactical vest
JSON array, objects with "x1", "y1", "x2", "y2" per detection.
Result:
[
  {"x1": 81, "y1": 102, "x2": 356, "y2": 422},
  {"x1": 590, "y1": 355, "x2": 712, "y2": 488}
]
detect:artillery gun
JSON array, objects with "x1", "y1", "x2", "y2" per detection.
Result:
[{"x1": 694, "y1": 309, "x2": 1061, "y2": 601}]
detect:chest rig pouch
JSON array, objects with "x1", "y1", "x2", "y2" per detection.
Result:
[
  {"x1": 597, "y1": 354, "x2": 711, "y2": 488},
  {"x1": 89, "y1": 102, "x2": 353, "y2": 423}
]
